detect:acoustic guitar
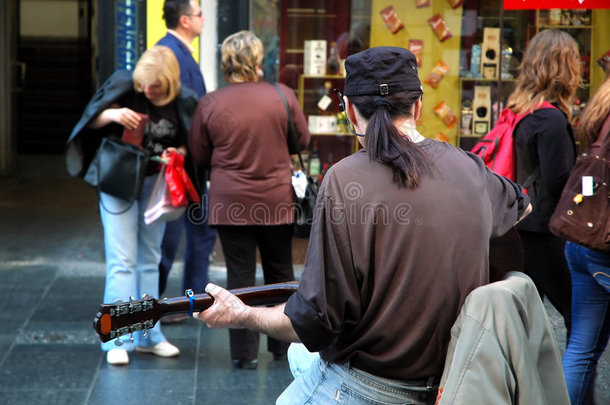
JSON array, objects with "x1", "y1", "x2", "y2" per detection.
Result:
[{"x1": 93, "y1": 282, "x2": 299, "y2": 343}]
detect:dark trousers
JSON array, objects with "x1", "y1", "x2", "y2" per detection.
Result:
[
  {"x1": 159, "y1": 204, "x2": 217, "y2": 295},
  {"x1": 518, "y1": 230, "x2": 572, "y2": 336},
  {"x1": 216, "y1": 224, "x2": 295, "y2": 361}
]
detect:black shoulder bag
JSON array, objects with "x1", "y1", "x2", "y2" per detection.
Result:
[
  {"x1": 84, "y1": 136, "x2": 150, "y2": 214},
  {"x1": 272, "y1": 83, "x2": 318, "y2": 237}
]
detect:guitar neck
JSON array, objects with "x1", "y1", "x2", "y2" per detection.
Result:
[
  {"x1": 158, "y1": 282, "x2": 300, "y2": 317},
  {"x1": 93, "y1": 282, "x2": 299, "y2": 343}
]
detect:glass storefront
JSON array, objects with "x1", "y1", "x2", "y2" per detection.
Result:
[
  {"x1": 247, "y1": 1, "x2": 609, "y2": 170},
  {"x1": 96, "y1": 1, "x2": 609, "y2": 172}
]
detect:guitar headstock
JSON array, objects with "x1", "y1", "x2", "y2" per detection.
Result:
[{"x1": 93, "y1": 295, "x2": 162, "y2": 343}]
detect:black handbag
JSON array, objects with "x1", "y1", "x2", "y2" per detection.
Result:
[
  {"x1": 84, "y1": 137, "x2": 150, "y2": 210},
  {"x1": 273, "y1": 83, "x2": 319, "y2": 237},
  {"x1": 549, "y1": 115, "x2": 610, "y2": 251}
]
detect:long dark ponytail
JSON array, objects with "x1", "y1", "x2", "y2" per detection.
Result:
[{"x1": 350, "y1": 90, "x2": 434, "y2": 188}]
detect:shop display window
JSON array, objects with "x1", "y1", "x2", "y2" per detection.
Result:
[{"x1": 250, "y1": 1, "x2": 608, "y2": 174}]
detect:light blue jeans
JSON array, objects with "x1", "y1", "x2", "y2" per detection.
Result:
[
  {"x1": 99, "y1": 174, "x2": 167, "y2": 351},
  {"x1": 562, "y1": 242, "x2": 610, "y2": 405},
  {"x1": 277, "y1": 343, "x2": 437, "y2": 405}
]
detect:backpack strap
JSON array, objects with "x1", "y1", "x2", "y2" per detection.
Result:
[{"x1": 522, "y1": 166, "x2": 540, "y2": 191}]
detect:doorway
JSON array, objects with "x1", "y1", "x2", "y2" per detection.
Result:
[{"x1": 16, "y1": 0, "x2": 93, "y2": 153}]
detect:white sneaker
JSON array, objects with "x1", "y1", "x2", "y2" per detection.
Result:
[
  {"x1": 106, "y1": 348, "x2": 129, "y2": 365},
  {"x1": 135, "y1": 341, "x2": 180, "y2": 358}
]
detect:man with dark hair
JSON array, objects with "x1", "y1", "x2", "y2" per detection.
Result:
[
  {"x1": 192, "y1": 46, "x2": 531, "y2": 404},
  {"x1": 156, "y1": 0, "x2": 217, "y2": 323},
  {"x1": 157, "y1": 0, "x2": 206, "y2": 96}
]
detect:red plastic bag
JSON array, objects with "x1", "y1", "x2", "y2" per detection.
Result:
[{"x1": 165, "y1": 152, "x2": 201, "y2": 207}]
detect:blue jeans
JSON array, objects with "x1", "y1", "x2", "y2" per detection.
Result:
[
  {"x1": 562, "y1": 242, "x2": 610, "y2": 405},
  {"x1": 158, "y1": 200, "x2": 217, "y2": 295},
  {"x1": 99, "y1": 174, "x2": 167, "y2": 351},
  {"x1": 277, "y1": 344, "x2": 437, "y2": 405}
]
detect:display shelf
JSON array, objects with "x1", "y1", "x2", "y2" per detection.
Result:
[
  {"x1": 458, "y1": 77, "x2": 517, "y2": 83},
  {"x1": 297, "y1": 74, "x2": 345, "y2": 108},
  {"x1": 537, "y1": 25, "x2": 593, "y2": 30},
  {"x1": 457, "y1": 8, "x2": 595, "y2": 149}
]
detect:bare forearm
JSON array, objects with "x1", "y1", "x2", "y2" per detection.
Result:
[
  {"x1": 243, "y1": 304, "x2": 300, "y2": 343},
  {"x1": 88, "y1": 105, "x2": 142, "y2": 130},
  {"x1": 197, "y1": 283, "x2": 301, "y2": 343},
  {"x1": 88, "y1": 109, "x2": 115, "y2": 129}
]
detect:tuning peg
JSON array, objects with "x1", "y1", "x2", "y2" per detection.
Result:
[
  {"x1": 129, "y1": 333, "x2": 134, "y2": 342},
  {"x1": 129, "y1": 296, "x2": 136, "y2": 301},
  {"x1": 114, "y1": 339, "x2": 123, "y2": 347},
  {"x1": 114, "y1": 299, "x2": 124, "y2": 304},
  {"x1": 142, "y1": 293, "x2": 151, "y2": 299}
]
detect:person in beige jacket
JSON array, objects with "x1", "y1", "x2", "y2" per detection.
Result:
[{"x1": 436, "y1": 272, "x2": 570, "y2": 405}]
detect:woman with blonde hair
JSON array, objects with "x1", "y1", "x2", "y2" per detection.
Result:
[
  {"x1": 561, "y1": 75, "x2": 610, "y2": 405},
  {"x1": 509, "y1": 29, "x2": 581, "y2": 339},
  {"x1": 66, "y1": 45, "x2": 199, "y2": 365},
  {"x1": 188, "y1": 30, "x2": 310, "y2": 369}
]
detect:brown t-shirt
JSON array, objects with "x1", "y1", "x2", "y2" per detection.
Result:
[{"x1": 285, "y1": 139, "x2": 525, "y2": 380}]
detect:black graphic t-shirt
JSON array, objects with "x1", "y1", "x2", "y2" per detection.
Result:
[{"x1": 119, "y1": 91, "x2": 184, "y2": 174}]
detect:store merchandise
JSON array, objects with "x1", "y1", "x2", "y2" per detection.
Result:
[
  {"x1": 424, "y1": 60, "x2": 450, "y2": 89},
  {"x1": 434, "y1": 101, "x2": 458, "y2": 128},
  {"x1": 461, "y1": 99, "x2": 473, "y2": 135},
  {"x1": 428, "y1": 13, "x2": 452, "y2": 42},
  {"x1": 304, "y1": 40, "x2": 327, "y2": 76},
  {"x1": 447, "y1": 0, "x2": 464, "y2": 8},
  {"x1": 327, "y1": 42, "x2": 342, "y2": 75},
  {"x1": 380, "y1": 6, "x2": 404, "y2": 34},
  {"x1": 317, "y1": 81, "x2": 334, "y2": 115},
  {"x1": 481, "y1": 28, "x2": 500, "y2": 79},
  {"x1": 409, "y1": 39, "x2": 423, "y2": 67},
  {"x1": 309, "y1": 140, "x2": 321, "y2": 177},
  {"x1": 470, "y1": 44, "x2": 482, "y2": 78},
  {"x1": 472, "y1": 85, "x2": 491, "y2": 136}
]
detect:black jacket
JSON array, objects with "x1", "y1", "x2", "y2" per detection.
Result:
[
  {"x1": 514, "y1": 106, "x2": 576, "y2": 232},
  {"x1": 65, "y1": 70, "x2": 200, "y2": 183}
]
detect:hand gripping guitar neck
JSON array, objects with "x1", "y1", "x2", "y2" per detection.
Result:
[{"x1": 92, "y1": 282, "x2": 299, "y2": 343}]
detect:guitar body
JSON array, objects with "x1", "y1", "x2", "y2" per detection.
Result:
[{"x1": 93, "y1": 282, "x2": 299, "y2": 343}]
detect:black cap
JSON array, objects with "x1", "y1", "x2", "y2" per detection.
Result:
[{"x1": 343, "y1": 46, "x2": 422, "y2": 97}]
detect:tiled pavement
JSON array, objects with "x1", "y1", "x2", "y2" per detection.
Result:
[{"x1": 0, "y1": 154, "x2": 608, "y2": 404}]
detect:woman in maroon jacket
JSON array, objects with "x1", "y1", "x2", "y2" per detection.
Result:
[{"x1": 188, "y1": 30, "x2": 310, "y2": 369}]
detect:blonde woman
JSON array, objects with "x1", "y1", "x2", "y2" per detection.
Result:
[
  {"x1": 562, "y1": 75, "x2": 610, "y2": 405},
  {"x1": 188, "y1": 30, "x2": 310, "y2": 369},
  {"x1": 66, "y1": 45, "x2": 199, "y2": 365},
  {"x1": 509, "y1": 29, "x2": 581, "y2": 338}
]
